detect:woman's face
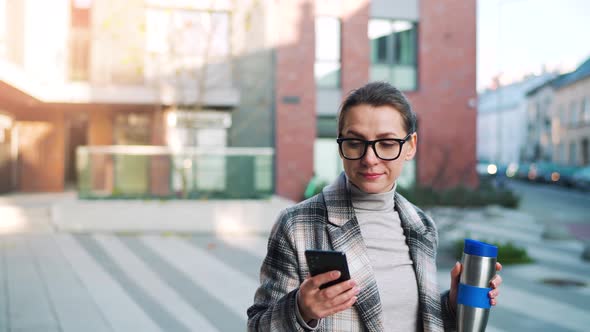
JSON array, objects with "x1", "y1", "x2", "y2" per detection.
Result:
[{"x1": 339, "y1": 103, "x2": 417, "y2": 194}]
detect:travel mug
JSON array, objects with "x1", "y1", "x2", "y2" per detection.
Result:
[{"x1": 457, "y1": 239, "x2": 498, "y2": 332}]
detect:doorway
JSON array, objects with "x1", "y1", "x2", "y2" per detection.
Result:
[
  {"x1": 64, "y1": 113, "x2": 88, "y2": 189},
  {"x1": 0, "y1": 113, "x2": 15, "y2": 193}
]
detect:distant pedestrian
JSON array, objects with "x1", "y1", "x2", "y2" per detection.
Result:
[{"x1": 248, "y1": 82, "x2": 503, "y2": 331}]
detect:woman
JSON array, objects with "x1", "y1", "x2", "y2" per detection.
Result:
[{"x1": 247, "y1": 82, "x2": 502, "y2": 331}]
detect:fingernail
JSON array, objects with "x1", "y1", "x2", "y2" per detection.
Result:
[
  {"x1": 354, "y1": 287, "x2": 360, "y2": 294},
  {"x1": 332, "y1": 271, "x2": 340, "y2": 278},
  {"x1": 349, "y1": 280, "x2": 356, "y2": 287}
]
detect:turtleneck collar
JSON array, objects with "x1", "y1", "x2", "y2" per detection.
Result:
[{"x1": 347, "y1": 178, "x2": 396, "y2": 212}]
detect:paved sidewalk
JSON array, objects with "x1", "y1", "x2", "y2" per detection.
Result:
[
  {"x1": 1, "y1": 231, "x2": 589, "y2": 332},
  {"x1": 0, "y1": 193, "x2": 589, "y2": 331}
]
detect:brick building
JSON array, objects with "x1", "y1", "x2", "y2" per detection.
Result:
[
  {"x1": 0, "y1": 0, "x2": 477, "y2": 200},
  {"x1": 524, "y1": 57, "x2": 590, "y2": 166}
]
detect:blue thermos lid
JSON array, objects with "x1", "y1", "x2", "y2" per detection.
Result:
[{"x1": 463, "y1": 239, "x2": 498, "y2": 258}]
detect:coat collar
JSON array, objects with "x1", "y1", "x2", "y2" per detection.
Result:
[
  {"x1": 322, "y1": 172, "x2": 356, "y2": 227},
  {"x1": 322, "y1": 172, "x2": 429, "y2": 236}
]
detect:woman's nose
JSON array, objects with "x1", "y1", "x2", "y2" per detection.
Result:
[{"x1": 361, "y1": 144, "x2": 380, "y2": 165}]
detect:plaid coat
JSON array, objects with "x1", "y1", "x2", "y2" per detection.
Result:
[{"x1": 247, "y1": 173, "x2": 457, "y2": 331}]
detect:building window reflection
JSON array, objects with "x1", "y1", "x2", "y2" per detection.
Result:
[
  {"x1": 315, "y1": 16, "x2": 341, "y2": 89},
  {"x1": 369, "y1": 19, "x2": 417, "y2": 91}
]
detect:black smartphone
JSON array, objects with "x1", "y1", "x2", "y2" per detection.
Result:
[{"x1": 305, "y1": 249, "x2": 351, "y2": 289}]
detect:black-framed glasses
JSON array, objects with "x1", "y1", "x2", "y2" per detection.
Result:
[{"x1": 336, "y1": 132, "x2": 413, "y2": 161}]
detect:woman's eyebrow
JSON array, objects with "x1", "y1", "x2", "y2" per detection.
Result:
[
  {"x1": 375, "y1": 132, "x2": 400, "y2": 138},
  {"x1": 343, "y1": 129, "x2": 400, "y2": 138},
  {"x1": 341, "y1": 129, "x2": 365, "y2": 138}
]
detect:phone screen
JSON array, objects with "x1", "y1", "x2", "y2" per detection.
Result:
[{"x1": 305, "y1": 250, "x2": 351, "y2": 289}]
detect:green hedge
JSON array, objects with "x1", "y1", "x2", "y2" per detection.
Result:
[
  {"x1": 453, "y1": 239, "x2": 534, "y2": 265},
  {"x1": 397, "y1": 184, "x2": 520, "y2": 209},
  {"x1": 303, "y1": 177, "x2": 520, "y2": 208}
]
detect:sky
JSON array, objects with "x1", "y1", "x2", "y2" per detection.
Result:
[{"x1": 477, "y1": 0, "x2": 590, "y2": 91}]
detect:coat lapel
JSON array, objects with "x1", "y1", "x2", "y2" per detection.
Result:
[
  {"x1": 395, "y1": 193, "x2": 441, "y2": 332},
  {"x1": 322, "y1": 173, "x2": 384, "y2": 332}
]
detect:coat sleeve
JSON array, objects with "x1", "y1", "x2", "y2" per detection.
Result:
[
  {"x1": 440, "y1": 290, "x2": 458, "y2": 331},
  {"x1": 247, "y1": 209, "x2": 310, "y2": 331},
  {"x1": 419, "y1": 206, "x2": 458, "y2": 331}
]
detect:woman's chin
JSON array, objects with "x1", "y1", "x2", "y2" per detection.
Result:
[{"x1": 356, "y1": 182, "x2": 389, "y2": 194}]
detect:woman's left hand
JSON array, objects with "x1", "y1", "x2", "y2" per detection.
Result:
[{"x1": 449, "y1": 261, "x2": 503, "y2": 312}]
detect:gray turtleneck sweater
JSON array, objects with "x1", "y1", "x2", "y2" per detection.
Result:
[{"x1": 349, "y1": 181, "x2": 419, "y2": 332}]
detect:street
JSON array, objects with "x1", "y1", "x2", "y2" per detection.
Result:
[
  {"x1": 506, "y1": 179, "x2": 590, "y2": 241},
  {"x1": 507, "y1": 180, "x2": 589, "y2": 224}
]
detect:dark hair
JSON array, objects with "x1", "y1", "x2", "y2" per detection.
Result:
[{"x1": 337, "y1": 81, "x2": 417, "y2": 136}]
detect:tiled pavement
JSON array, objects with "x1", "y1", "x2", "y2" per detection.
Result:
[{"x1": 1, "y1": 230, "x2": 589, "y2": 332}]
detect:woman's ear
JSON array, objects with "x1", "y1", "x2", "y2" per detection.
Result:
[{"x1": 405, "y1": 133, "x2": 418, "y2": 160}]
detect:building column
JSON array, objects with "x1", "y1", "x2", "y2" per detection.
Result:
[
  {"x1": 341, "y1": 0, "x2": 370, "y2": 94},
  {"x1": 150, "y1": 107, "x2": 171, "y2": 197},
  {"x1": 274, "y1": 0, "x2": 316, "y2": 201},
  {"x1": 88, "y1": 110, "x2": 114, "y2": 194}
]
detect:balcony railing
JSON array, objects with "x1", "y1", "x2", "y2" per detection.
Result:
[{"x1": 77, "y1": 145, "x2": 274, "y2": 199}]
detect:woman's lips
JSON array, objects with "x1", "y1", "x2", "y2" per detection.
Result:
[{"x1": 360, "y1": 173, "x2": 382, "y2": 180}]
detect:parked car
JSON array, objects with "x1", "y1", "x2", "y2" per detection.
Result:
[
  {"x1": 532, "y1": 162, "x2": 555, "y2": 182},
  {"x1": 572, "y1": 166, "x2": 590, "y2": 190},
  {"x1": 505, "y1": 163, "x2": 519, "y2": 178},
  {"x1": 515, "y1": 162, "x2": 532, "y2": 180},
  {"x1": 546, "y1": 164, "x2": 579, "y2": 187},
  {"x1": 526, "y1": 162, "x2": 571, "y2": 183}
]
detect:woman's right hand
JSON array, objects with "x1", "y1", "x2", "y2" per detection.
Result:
[{"x1": 297, "y1": 271, "x2": 360, "y2": 322}]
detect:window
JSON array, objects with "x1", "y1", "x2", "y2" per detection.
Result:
[
  {"x1": 254, "y1": 155, "x2": 273, "y2": 192},
  {"x1": 369, "y1": 19, "x2": 417, "y2": 91},
  {"x1": 144, "y1": 9, "x2": 230, "y2": 88},
  {"x1": 558, "y1": 143, "x2": 565, "y2": 164},
  {"x1": 69, "y1": 0, "x2": 92, "y2": 81},
  {"x1": 113, "y1": 113, "x2": 151, "y2": 195},
  {"x1": 569, "y1": 101, "x2": 577, "y2": 126},
  {"x1": 569, "y1": 141, "x2": 577, "y2": 165},
  {"x1": 314, "y1": 138, "x2": 343, "y2": 183},
  {"x1": 583, "y1": 97, "x2": 590, "y2": 123},
  {"x1": 166, "y1": 110, "x2": 231, "y2": 194},
  {"x1": 559, "y1": 105, "x2": 565, "y2": 127},
  {"x1": 315, "y1": 17, "x2": 341, "y2": 89}
]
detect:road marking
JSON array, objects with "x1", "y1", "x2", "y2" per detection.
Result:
[
  {"x1": 56, "y1": 234, "x2": 161, "y2": 332},
  {"x1": 93, "y1": 234, "x2": 220, "y2": 332},
  {"x1": 499, "y1": 284, "x2": 589, "y2": 331},
  {"x1": 28, "y1": 234, "x2": 112, "y2": 332},
  {"x1": 217, "y1": 233, "x2": 268, "y2": 259},
  {"x1": 141, "y1": 235, "x2": 258, "y2": 321},
  {"x1": 4, "y1": 235, "x2": 60, "y2": 331}
]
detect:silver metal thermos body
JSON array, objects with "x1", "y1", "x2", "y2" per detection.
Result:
[{"x1": 457, "y1": 239, "x2": 498, "y2": 332}]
